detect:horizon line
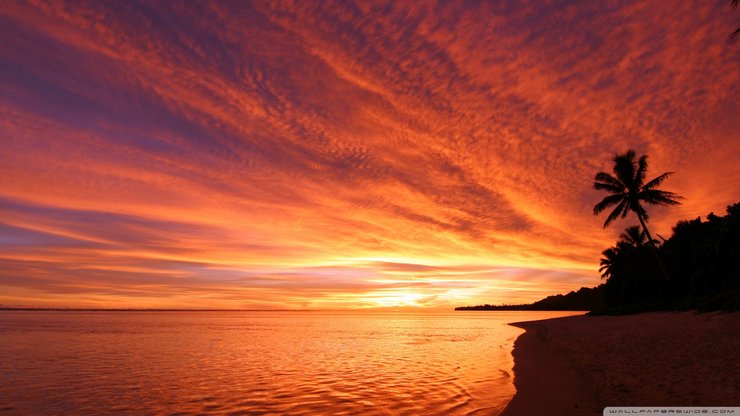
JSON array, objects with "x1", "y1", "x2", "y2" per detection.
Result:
[{"x1": 0, "y1": 306, "x2": 462, "y2": 312}]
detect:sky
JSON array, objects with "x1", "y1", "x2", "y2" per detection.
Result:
[{"x1": 1, "y1": 0, "x2": 738, "y2": 309}]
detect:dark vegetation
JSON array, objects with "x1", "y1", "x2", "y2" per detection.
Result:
[
  {"x1": 457, "y1": 150, "x2": 738, "y2": 314},
  {"x1": 594, "y1": 203, "x2": 740, "y2": 314},
  {"x1": 592, "y1": 150, "x2": 738, "y2": 313},
  {"x1": 455, "y1": 285, "x2": 604, "y2": 311},
  {"x1": 592, "y1": 149, "x2": 681, "y2": 280}
]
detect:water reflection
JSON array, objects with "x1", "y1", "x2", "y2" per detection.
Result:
[{"x1": 0, "y1": 311, "x2": 580, "y2": 415}]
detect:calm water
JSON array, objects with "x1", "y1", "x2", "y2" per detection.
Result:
[{"x1": 0, "y1": 311, "x2": 580, "y2": 415}]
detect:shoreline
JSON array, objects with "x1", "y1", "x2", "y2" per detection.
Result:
[{"x1": 501, "y1": 312, "x2": 740, "y2": 415}]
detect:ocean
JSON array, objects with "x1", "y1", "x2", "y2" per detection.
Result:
[{"x1": 0, "y1": 310, "x2": 580, "y2": 415}]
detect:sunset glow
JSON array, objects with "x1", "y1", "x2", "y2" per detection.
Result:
[{"x1": 1, "y1": 0, "x2": 738, "y2": 309}]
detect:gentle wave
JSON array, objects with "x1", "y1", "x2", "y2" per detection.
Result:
[{"x1": 0, "y1": 311, "x2": 580, "y2": 415}]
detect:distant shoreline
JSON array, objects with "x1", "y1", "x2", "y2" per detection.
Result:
[
  {"x1": 456, "y1": 285, "x2": 605, "y2": 311},
  {"x1": 0, "y1": 307, "x2": 318, "y2": 312},
  {"x1": 456, "y1": 307, "x2": 591, "y2": 311},
  {"x1": 500, "y1": 312, "x2": 740, "y2": 415}
]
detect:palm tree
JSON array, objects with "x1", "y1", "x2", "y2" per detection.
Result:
[
  {"x1": 619, "y1": 225, "x2": 648, "y2": 248},
  {"x1": 600, "y1": 226, "x2": 648, "y2": 279},
  {"x1": 599, "y1": 247, "x2": 620, "y2": 279},
  {"x1": 593, "y1": 149, "x2": 682, "y2": 279}
]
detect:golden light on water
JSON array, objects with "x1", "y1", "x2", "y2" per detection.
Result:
[{"x1": 1, "y1": 310, "x2": 583, "y2": 414}]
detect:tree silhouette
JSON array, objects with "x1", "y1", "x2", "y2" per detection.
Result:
[
  {"x1": 600, "y1": 226, "x2": 647, "y2": 279},
  {"x1": 599, "y1": 247, "x2": 620, "y2": 279},
  {"x1": 598, "y1": 203, "x2": 740, "y2": 312},
  {"x1": 593, "y1": 149, "x2": 682, "y2": 279},
  {"x1": 619, "y1": 225, "x2": 648, "y2": 248}
]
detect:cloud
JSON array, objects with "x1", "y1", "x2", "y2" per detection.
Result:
[{"x1": 0, "y1": 0, "x2": 737, "y2": 308}]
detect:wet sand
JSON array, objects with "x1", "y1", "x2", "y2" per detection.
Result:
[{"x1": 501, "y1": 312, "x2": 740, "y2": 415}]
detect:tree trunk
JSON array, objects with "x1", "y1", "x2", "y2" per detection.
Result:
[{"x1": 636, "y1": 212, "x2": 670, "y2": 280}]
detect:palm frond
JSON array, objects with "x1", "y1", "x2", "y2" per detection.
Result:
[
  {"x1": 594, "y1": 172, "x2": 625, "y2": 193},
  {"x1": 620, "y1": 202, "x2": 632, "y2": 218},
  {"x1": 593, "y1": 194, "x2": 624, "y2": 215},
  {"x1": 599, "y1": 247, "x2": 619, "y2": 277},
  {"x1": 612, "y1": 150, "x2": 637, "y2": 187},
  {"x1": 594, "y1": 182, "x2": 624, "y2": 193},
  {"x1": 630, "y1": 202, "x2": 649, "y2": 221},
  {"x1": 640, "y1": 189, "x2": 682, "y2": 206},
  {"x1": 604, "y1": 199, "x2": 628, "y2": 227},
  {"x1": 642, "y1": 172, "x2": 674, "y2": 190},
  {"x1": 636, "y1": 155, "x2": 648, "y2": 185},
  {"x1": 602, "y1": 250, "x2": 618, "y2": 260},
  {"x1": 619, "y1": 225, "x2": 646, "y2": 247},
  {"x1": 595, "y1": 172, "x2": 624, "y2": 187}
]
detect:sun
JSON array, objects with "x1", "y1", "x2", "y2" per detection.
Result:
[{"x1": 370, "y1": 292, "x2": 426, "y2": 308}]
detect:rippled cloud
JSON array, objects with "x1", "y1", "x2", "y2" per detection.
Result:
[{"x1": 0, "y1": 0, "x2": 738, "y2": 308}]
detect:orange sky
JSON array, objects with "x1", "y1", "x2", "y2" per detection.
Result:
[{"x1": 0, "y1": 0, "x2": 738, "y2": 309}]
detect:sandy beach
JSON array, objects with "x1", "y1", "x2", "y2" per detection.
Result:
[{"x1": 501, "y1": 312, "x2": 740, "y2": 415}]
